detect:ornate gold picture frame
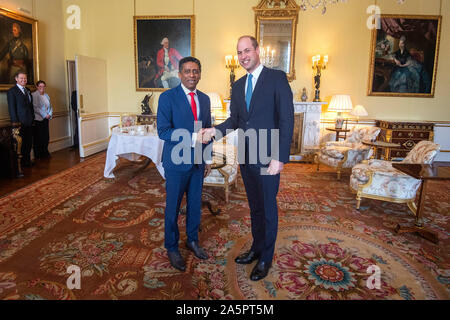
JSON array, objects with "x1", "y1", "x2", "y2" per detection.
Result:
[
  {"x1": 134, "y1": 15, "x2": 195, "y2": 92},
  {"x1": 254, "y1": 0, "x2": 299, "y2": 81},
  {"x1": 367, "y1": 14, "x2": 442, "y2": 98},
  {"x1": 0, "y1": 7, "x2": 39, "y2": 91}
]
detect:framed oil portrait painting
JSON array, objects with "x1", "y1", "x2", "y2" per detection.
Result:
[
  {"x1": 134, "y1": 15, "x2": 195, "y2": 91},
  {"x1": 368, "y1": 15, "x2": 442, "y2": 98},
  {"x1": 0, "y1": 8, "x2": 39, "y2": 91}
]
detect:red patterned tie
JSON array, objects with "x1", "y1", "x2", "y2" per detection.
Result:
[{"x1": 189, "y1": 92, "x2": 198, "y2": 121}]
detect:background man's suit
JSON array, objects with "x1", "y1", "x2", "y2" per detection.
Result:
[
  {"x1": 157, "y1": 84, "x2": 211, "y2": 252},
  {"x1": 7, "y1": 85, "x2": 34, "y2": 165},
  {"x1": 215, "y1": 66, "x2": 294, "y2": 264}
]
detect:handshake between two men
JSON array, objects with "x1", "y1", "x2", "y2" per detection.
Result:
[
  {"x1": 196, "y1": 127, "x2": 216, "y2": 144},
  {"x1": 194, "y1": 127, "x2": 284, "y2": 176}
]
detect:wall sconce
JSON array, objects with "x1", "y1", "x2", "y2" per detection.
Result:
[
  {"x1": 312, "y1": 54, "x2": 328, "y2": 102},
  {"x1": 225, "y1": 55, "x2": 240, "y2": 99}
]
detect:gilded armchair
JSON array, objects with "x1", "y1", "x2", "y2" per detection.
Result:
[
  {"x1": 350, "y1": 141, "x2": 441, "y2": 212},
  {"x1": 316, "y1": 126, "x2": 381, "y2": 180},
  {"x1": 204, "y1": 142, "x2": 239, "y2": 203}
]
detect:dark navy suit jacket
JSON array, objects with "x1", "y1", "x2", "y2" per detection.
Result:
[
  {"x1": 215, "y1": 67, "x2": 294, "y2": 165},
  {"x1": 7, "y1": 85, "x2": 34, "y2": 127},
  {"x1": 157, "y1": 84, "x2": 212, "y2": 172}
]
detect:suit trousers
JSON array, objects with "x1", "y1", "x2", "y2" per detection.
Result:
[
  {"x1": 20, "y1": 125, "x2": 33, "y2": 164},
  {"x1": 164, "y1": 165, "x2": 204, "y2": 252},
  {"x1": 240, "y1": 164, "x2": 280, "y2": 264},
  {"x1": 33, "y1": 119, "x2": 50, "y2": 158}
]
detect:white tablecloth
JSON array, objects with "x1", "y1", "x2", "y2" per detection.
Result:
[{"x1": 104, "y1": 127, "x2": 165, "y2": 179}]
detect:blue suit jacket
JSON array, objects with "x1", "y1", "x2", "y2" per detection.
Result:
[
  {"x1": 7, "y1": 85, "x2": 34, "y2": 127},
  {"x1": 157, "y1": 84, "x2": 212, "y2": 172},
  {"x1": 215, "y1": 67, "x2": 294, "y2": 165}
]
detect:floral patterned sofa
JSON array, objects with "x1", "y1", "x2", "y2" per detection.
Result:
[
  {"x1": 350, "y1": 140, "x2": 440, "y2": 212},
  {"x1": 316, "y1": 126, "x2": 381, "y2": 179},
  {"x1": 204, "y1": 142, "x2": 239, "y2": 203}
]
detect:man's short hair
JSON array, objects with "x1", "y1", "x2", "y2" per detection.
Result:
[
  {"x1": 14, "y1": 70, "x2": 27, "y2": 78},
  {"x1": 238, "y1": 35, "x2": 259, "y2": 49},
  {"x1": 36, "y1": 80, "x2": 46, "y2": 86},
  {"x1": 179, "y1": 56, "x2": 202, "y2": 73}
]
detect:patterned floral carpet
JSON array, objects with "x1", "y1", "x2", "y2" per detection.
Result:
[{"x1": 0, "y1": 154, "x2": 448, "y2": 300}]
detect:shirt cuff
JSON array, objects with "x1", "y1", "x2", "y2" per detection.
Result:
[{"x1": 205, "y1": 160, "x2": 213, "y2": 165}]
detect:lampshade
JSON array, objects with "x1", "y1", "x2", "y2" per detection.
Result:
[
  {"x1": 351, "y1": 105, "x2": 368, "y2": 117},
  {"x1": 206, "y1": 92, "x2": 223, "y2": 110},
  {"x1": 328, "y1": 95, "x2": 353, "y2": 113}
]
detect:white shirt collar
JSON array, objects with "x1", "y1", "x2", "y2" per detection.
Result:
[
  {"x1": 181, "y1": 83, "x2": 197, "y2": 96},
  {"x1": 16, "y1": 84, "x2": 26, "y2": 91},
  {"x1": 248, "y1": 63, "x2": 264, "y2": 81}
]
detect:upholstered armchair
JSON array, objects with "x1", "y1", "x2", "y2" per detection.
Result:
[
  {"x1": 316, "y1": 126, "x2": 381, "y2": 179},
  {"x1": 204, "y1": 142, "x2": 239, "y2": 203},
  {"x1": 350, "y1": 141, "x2": 441, "y2": 212}
]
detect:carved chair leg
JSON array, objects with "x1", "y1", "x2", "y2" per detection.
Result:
[
  {"x1": 407, "y1": 200, "x2": 417, "y2": 216},
  {"x1": 356, "y1": 192, "x2": 362, "y2": 210},
  {"x1": 317, "y1": 160, "x2": 320, "y2": 172},
  {"x1": 225, "y1": 185, "x2": 229, "y2": 203},
  {"x1": 337, "y1": 169, "x2": 341, "y2": 180}
]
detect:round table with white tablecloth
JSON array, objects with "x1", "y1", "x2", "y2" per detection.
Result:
[{"x1": 104, "y1": 125, "x2": 165, "y2": 179}]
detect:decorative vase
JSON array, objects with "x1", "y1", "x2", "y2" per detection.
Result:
[{"x1": 301, "y1": 88, "x2": 308, "y2": 102}]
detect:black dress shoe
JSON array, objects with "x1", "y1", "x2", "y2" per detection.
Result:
[
  {"x1": 235, "y1": 251, "x2": 260, "y2": 264},
  {"x1": 167, "y1": 251, "x2": 186, "y2": 272},
  {"x1": 186, "y1": 241, "x2": 209, "y2": 260},
  {"x1": 250, "y1": 261, "x2": 271, "y2": 281}
]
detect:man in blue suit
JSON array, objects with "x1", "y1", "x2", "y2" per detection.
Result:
[
  {"x1": 7, "y1": 70, "x2": 35, "y2": 168},
  {"x1": 157, "y1": 57, "x2": 212, "y2": 271},
  {"x1": 202, "y1": 36, "x2": 294, "y2": 281}
]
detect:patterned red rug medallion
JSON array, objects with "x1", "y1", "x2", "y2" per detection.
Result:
[{"x1": 0, "y1": 155, "x2": 448, "y2": 300}]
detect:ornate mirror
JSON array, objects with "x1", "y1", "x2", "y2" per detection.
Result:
[{"x1": 254, "y1": 0, "x2": 300, "y2": 81}]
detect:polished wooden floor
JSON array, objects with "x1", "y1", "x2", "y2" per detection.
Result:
[{"x1": 0, "y1": 147, "x2": 82, "y2": 198}]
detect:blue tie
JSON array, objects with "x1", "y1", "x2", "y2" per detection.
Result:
[{"x1": 246, "y1": 74, "x2": 253, "y2": 112}]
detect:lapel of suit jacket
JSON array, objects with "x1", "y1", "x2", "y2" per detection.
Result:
[
  {"x1": 248, "y1": 66, "x2": 267, "y2": 118},
  {"x1": 236, "y1": 77, "x2": 248, "y2": 118},
  {"x1": 15, "y1": 85, "x2": 28, "y2": 104},
  {"x1": 197, "y1": 90, "x2": 207, "y2": 124}
]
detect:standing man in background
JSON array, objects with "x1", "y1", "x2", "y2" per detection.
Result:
[
  {"x1": 7, "y1": 70, "x2": 35, "y2": 168},
  {"x1": 202, "y1": 35, "x2": 294, "y2": 281},
  {"x1": 157, "y1": 56, "x2": 212, "y2": 272}
]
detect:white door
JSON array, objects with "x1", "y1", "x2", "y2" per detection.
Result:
[{"x1": 75, "y1": 55, "x2": 109, "y2": 158}]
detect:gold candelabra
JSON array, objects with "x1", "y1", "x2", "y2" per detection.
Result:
[
  {"x1": 225, "y1": 55, "x2": 240, "y2": 99},
  {"x1": 312, "y1": 54, "x2": 328, "y2": 102}
]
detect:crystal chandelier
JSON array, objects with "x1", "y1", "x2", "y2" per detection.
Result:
[{"x1": 298, "y1": 0, "x2": 406, "y2": 15}]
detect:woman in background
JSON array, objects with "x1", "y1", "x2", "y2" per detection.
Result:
[{"x1": 32, "y1": 80, "x2": 53, "y2": 159}]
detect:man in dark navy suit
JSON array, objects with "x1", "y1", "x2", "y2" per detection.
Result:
[
  {"x1": 157, "y1": 57, "x2": 212, "y2": 271},
  {"x1": 203, "y1": 36, "x2": 294, "y2": 281},
  {"x1": 7, "y1": 70, "x2": 35, "y2": 167}
]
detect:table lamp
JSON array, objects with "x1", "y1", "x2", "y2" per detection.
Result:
[
  {"x1": 328, "y1": 95, "x2": 353, "y2": 129},
  {"x1": 350, "y1": 105, "x2": 368, "y2": 125},
  {"x1": 207, "y1": 92, "x2": 223, "y2": 124}
]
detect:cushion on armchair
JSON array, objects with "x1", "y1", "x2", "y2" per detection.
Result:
[
  {"x1": 346, "y1": 126, "x2": 381, "y2": 144},
  {"x1": 402, "y1": 141, "x2": 440, "y2": 164}
]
